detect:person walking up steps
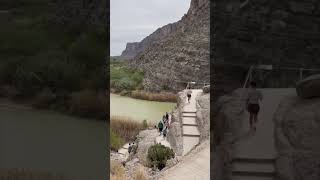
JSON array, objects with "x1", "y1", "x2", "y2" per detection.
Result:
[
  {"x1": 246, "y1": 81, "x2": 263, "y2": 131},
  {"x1": 187, "y1": 87, "x2": 192, "y2": 103}
]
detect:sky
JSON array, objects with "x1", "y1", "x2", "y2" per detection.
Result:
[{"x1": 110, "y1": 0, "x2": 191, "y2": 56}]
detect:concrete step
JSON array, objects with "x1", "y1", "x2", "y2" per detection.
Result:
[
  {"x1": 118, "y1": 148, "x2": 128, "y2": 155},
  {"x1": 182, "y1": 111, "x2": 197, "y2": 113},
  {"x1": 232, "y1": 171, "x2": 276, "y2": 177},
  {"x1": 182, "y1": 113, "x2": 197, "y2": 118},
  {"x1": 182, "y1": 136, "x2": 199, "y2": 156},
  {"x1": 232, "y1": 158, "x2": 275, "y2": 164},
  {"x1": 123, "y1": 143, "x2": 130, "y2": 149},
  {"x1": 232, "y1": 161, "x2": 275, "y2": 174},
  {"x1": 232, "y1": 175, "x2": 274, "y2": 180},
  {"x1": 183, "y1": 126, "x2": 200, "y2": 136},
  {"x1": 182, "y1": 117, "x2": 197, "y2": 126}
]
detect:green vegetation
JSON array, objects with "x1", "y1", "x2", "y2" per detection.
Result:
[
  {"x1": 147, "y1": 144, "x2": 175, "y2": 170},
  {"x1": 110, "y1": 59, "x2": 144, "y2": 93},
  {"x1": 110, "y1": 130, "x2": 124, "y2": 151},
  {"x1": 110, "y1": 59, "x2": 177, "y2": 102},
  {"x1": 0, "y1": 0, "x2": 107, "y2": 119}
]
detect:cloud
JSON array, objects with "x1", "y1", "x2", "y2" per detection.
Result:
[{"x1": 110, "y1": 0, "x2": 191, "y2": 56}]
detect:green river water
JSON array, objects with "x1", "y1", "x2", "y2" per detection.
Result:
[
  {"x1": 0, "y1": 106, "x2": 107, "y2": 180},
  {"x1": 110, "y1": 93, "x2": 176, "y2": 123}
]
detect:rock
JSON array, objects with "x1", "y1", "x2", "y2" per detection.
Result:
[
  {"x1": 289, "y1": 1, "x2": 315, "y2": 14},
  {"x1": 296, "y1": 74, "x2": 320, "y2": 99},
  {"x1": 196, "y1": 93, "x2": 210, "y2": 141},
  {"x1": 120, "y1": 23, "x2": 178, "y2": 60},
  {"x1": 214, "y1": 1, "x2": 320, "y2": 97},
  {"x1": 274, "y1": 95, "x2": 320, "y2": 180},
  {"x1": 202, "y1": 85, "x2": 210, "y2": 93},
  {"x1": 135, "y1": 129, "x2": 159, "y2": 166},
  {"x1": 129, "y1": 0, "x2": 209, "y2": 92}
]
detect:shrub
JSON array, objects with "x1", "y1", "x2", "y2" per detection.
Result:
[
  {"x1": 147, "y1": 144, "x2": 175, "y2": 170},
  {"x1": 110, "y1": 130, "x2": 124, "y2": 151},
  {"x1": 142, "y1": 120, "x2": 148, "y2": 129},
  {"x1": 130, "y1": 90, "x2": 177, "y2": 102}
]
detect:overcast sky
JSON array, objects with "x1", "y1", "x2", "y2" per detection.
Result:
[{"x1": 110, "y1": 0, "x2": 191, "y2": 56}]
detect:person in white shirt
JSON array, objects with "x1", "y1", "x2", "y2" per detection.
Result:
[{"x1": 246, "y1": 81, "x2": 263, "y2": 131}]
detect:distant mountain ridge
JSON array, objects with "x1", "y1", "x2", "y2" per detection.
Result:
[{"x1": 120, "y1": 22, "x2": 179, "y2": 60}]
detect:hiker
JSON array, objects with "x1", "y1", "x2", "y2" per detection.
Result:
[
  {"x1": 128, "y1": 143, "x2": 132, "y2": 153},
  {"x1": 165, "y1": 112, "x2": 169, "y2": 120},
  {"x1": 162, "y1": 115, "x2": 167, "y2": 124},
  {"x1": 246, "y1": 81, "x2": 263, "y2": 131},
  {"x1": 158, "y1": 120, "x2": 164, "y2": 135},
  {"x1": 162, "y1": 125, "x2": 167, "y2": 138},
  {"x1": 187, "y1": 87, "x2": 192, "y2": 103}
]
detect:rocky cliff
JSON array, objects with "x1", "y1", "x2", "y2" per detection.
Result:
[
  {"x1": 214, "y1": 0, "x2": 320, "y2": 97},
  {"x1": 120, "y1": 23, "x2": 178, "y2": 60},
  {"x1": 129, "y1": 0, "x2": 210, "y2": 92},
  {"x1": 51, "y1": 0, "x2": 107, "y2": 26}
]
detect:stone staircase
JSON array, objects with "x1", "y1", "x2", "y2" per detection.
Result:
[
  {"x1": 231, "y1": 158, "x2": 275, "y2": 180},
  {"x1": 181, "y1": 89, "x2": 202, "y2": 156},
  {"x1": 117, "y1": 143, "x2": 129, "y2": 159}
]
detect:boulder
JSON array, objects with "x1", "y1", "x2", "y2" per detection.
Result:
[
  {"x1": 202, "y1": 85, "x2": 210, "y2": 93},
  {"x1": 274, "y1": 95, "x2": 320, "y2": 180},
  {"x1": 196, "y1": 93, "x2": 210, "y2": 141},
  {"x1": 296, "y1": 74, "x2": 320, "y2": 99},
  {"x1": 135, "y1": 129, "x2": 159, "y2": 166}
]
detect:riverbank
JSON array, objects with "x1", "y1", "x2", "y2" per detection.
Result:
[
  {"x1": 0, "y1": 89, "x2": 107, "y2": 120},
  {"x1": 111, "y1": 89, "x2": 177, "y2": 103},
  {"x1": 110, "y1": 116, "x2": 156, "y2": 150},
  {"x1": 110, "y1": 59, "x2": 177, "y2": 103}
]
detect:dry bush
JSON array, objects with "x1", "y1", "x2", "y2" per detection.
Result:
[
  {"x1": 111, "y1": 116, "x2": 144, "y2": 143},
  {"x1": 69, "y1": 90, "x2": 106, "y2": 119},
  {"x1": 110, "y1": 161, "x2": 125, "y2": 180},
  {"x1": 134, "y1": 168, "x2": 147, "y2": 180},
  {"x1": 130, "y1": 90, "x2": 177, "y2": 102}
]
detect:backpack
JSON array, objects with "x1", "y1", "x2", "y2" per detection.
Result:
[{"x1": 158, "y1": 122, "x2": 163, "y2": 129}]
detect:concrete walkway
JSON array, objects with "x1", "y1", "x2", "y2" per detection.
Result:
[
  {"x1": 231, "y1": 89, "x2": 296, "y2": 180},
  {"x1": 182, "y1": 89, "x2": 202, "y2": 155},
  {"x1": 160, "y1": 142, "x2": 210, "y2": 180}
]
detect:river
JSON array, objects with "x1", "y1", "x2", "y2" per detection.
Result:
[
  {"x1": 110, "y1": 93, "x2": 176, "y2": 123},
  {"x1": 0, "y1": 105, "x2": 107, "y2": 180}
]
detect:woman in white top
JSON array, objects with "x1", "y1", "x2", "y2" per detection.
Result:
[{"x1": 246, "y1": 81, "x2": 263, "y2": 131}]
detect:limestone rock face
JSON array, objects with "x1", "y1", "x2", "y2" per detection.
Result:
[
  {"x1": 51, "y1": 0, "x2": 107, "y2": 26},
  {"x1": 214, "y1": 0, "x2": 320, "y2": 97},
  {"x1": 129, "y1": 0, "x2": 210, "y2": 92},
  {"x1": 296, "y1": 74, "x2": 320, "y2": 99},
  {"x1": 274, "y1": 95, "x2": 320, "y2": 180},
  {"x1": 120, "y1": 23, "x2": 178, "y2": 60},
  {"x1": 196, "y1": 92, "x2": 210, "y2": 141},
  {"x1": 167, "y1": 92, "x2": 185, "y2": 156},
  {"x1": 135, "y1": 129, "x2": 159, "y2": 166}
]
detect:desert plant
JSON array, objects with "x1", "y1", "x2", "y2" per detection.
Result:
[
  {"x1": 142, "y1": 119, "x2": 148, "y2": 129},
  {"x1": 134, "y1": 168, "x2": 147, "y2": 180},
  {"x1": 110, "y1": 130, "x2": 124, "y2": 151},
  {"x1": 147, "y1": 144, "x2": 175, "y2": 170},
  {"x1": 111, "y1": 116, "x2": 144, "y2": 142},
  {"x1": 110, "y1": 161, "x2": 126, "y2": 180},
  {"x1": 69, "y1": 90, "x2": 106, "y2": 119}
]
